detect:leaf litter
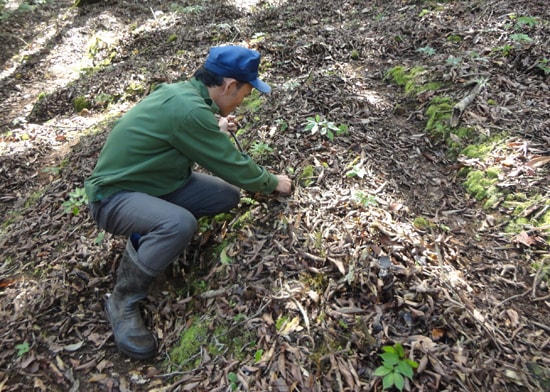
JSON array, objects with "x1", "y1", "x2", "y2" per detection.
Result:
[{"x1": 0, "y1": 0, "x2": 549, "y2": 391}]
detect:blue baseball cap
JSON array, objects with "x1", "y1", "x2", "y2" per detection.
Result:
[{"x1": 204, "y1": 45, "x2": 271, "y2": 93}]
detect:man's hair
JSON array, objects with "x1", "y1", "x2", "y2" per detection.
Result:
[{"x1": 194, "y1": 66, "x2": 245, "y2": 89}]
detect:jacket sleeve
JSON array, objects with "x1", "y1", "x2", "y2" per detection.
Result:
[{"x1": 170, "y1": 107, "x2": 279, "y2": 194}]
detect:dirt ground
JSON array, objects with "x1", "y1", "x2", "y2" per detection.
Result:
[{"x1": 0, "y1": 0, "x2": 549, "y2": 391}]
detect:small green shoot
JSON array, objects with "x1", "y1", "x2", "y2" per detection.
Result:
[
  {"x1": 353, "y1": 191, "x2": 378, "y2": 207},
  {"x1": 416, "y1": 46, "x2": 436, "y2": 56},
  {"x1": 15, "y1": 342, "x2": 30, "y2": 357},
  {"x1": 254, "y1": 349, "x2": 264, "y2": 363},
  {"x1": 536, "y1": 59, "x2": 550, "y2": 75},
  {"x1": 228, "y1": 372, "x2": 239, "y2": 391},
  {"x1": 304, "y1": 115, "x2": 348, "y2": 141},
  {"x1": 374, "y1": 343, "x2": 418, "y2": 391},
  {"x1": 62, "y1": 187, "x2": 88, "y2": 215},
  {"x1": 510, "y1": 33, "x2": 533, "y2": 44},
  {"x1": 249, "y1": 141, "x2": 273, "y2": 159}
]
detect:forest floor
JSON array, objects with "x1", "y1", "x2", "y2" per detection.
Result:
[{"x1": 0, "y1": 0, "x2": 549, "y2": 391}]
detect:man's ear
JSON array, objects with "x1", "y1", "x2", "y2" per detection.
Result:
[{"x1": 222, "y1": 78, "x2": 237, "y2": 94}]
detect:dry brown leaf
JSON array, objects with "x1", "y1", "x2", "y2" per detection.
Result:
[
  {"x1": 526, "y1": 156, "x2": 550, "y2": 169},
  {"x1": 513, "y1": 231, "x2": 536, "y2": 247}
]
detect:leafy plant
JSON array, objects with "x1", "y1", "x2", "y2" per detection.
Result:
[
  {"x1": 303, "y1": 115, "x2": 348, "y2": 141},
  {"x1": 15, "y1": 342, "x2": 30, "y2": 357},
  {"x1": 346, "y1": 163, "x2": 367, "y2": 179},
  {"x1": 228, "y1": 372, "x2": 239, "y2": 391},
  {"x1": 510, "y1": 33, "x2": 533, "y2": 44},
  {"x1": 416, "y1": 46, "x2": 436, "y2": 56},
  {"x1": 249, "y1": 141, "x2": 273, "y2": 159},
  {"x1": 254, "y1": 349, "x2": 264, "y2": 363},
  {"x1": 374, "y1": 343, "x2": 418, "y2": 391},
  {"x1": 536, "y1": 58, "x2": 550, "y2": 75},
  {"x1": 353, "y1": 191, "x2": 378, "y2": 207},
  {"x1": 515, "y1": 15, "x2": 538, "y2": 28},
  {"x1": 62, "y1": 187, "x2": 88, "y2": 215}
]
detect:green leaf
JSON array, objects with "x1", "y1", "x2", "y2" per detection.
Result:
[
  {"x1": 254, "y1": 349, "x2": 263, "y2": 363},
  {"x1": 227, "y1": 372, "x2": 238, "y2": 382},
  {"x1": 373, "y1": 366, "x2": 393, "y2": 377},
  {"x1": 382, "y1": 372, "x2": 394, "y2": 390},
  {"x1": 405, "y1": 358, "x2": 419, "y2": 368},
  {"x1": 380, "y1": 352, "x2": 400, "y2": 366},
  {"x1": 220, "y1": 246, "x2": 232, "y2": 265},
  {"x1": 394, "y1": 372, "x2": 405, "y2": 391},
  {"x1": 382, "y1": 345, "x2": 397, "y2": 354},
  {"x1": 397, "y1": 361, "x2": 414, "y2": 379},
  {"x1": 15, "y1": 342, "x2": 30, "y2": 357},
  {"x1": 394, "y1": 343, "x2": 405, "y2": 358}
]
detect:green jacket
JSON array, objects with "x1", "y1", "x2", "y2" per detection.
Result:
[{"x1": 85, "y1": 78, "x2": 278, "y2": 202}]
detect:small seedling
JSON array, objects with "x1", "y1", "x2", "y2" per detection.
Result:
[
  {"x1": 249, "y1": 141, "x2": 273, "y2": 159},
  {"x1": 62, "y1": 187, "x2": 88, "y2": 215},
  {"x1": 537, "y1": 59, "x2": 550, "y2": 75},
  {"x1": 228, "y1": 372, "x2": 239, "y2": 391},
  {"x1": 416, "y1": 46, "x2": 436, "y2": 56},
  {"x1": 374, "y1": 343, "x2": 418, "y2": 391},
  {"x1": 304, "y1": 115, "x2": 348, "y2": 141},
  {"x1": 510, "y1": 33, "x2": 533, "y2": 44},
  {"x1": 15, "y1": 342, "x2": 30, "y2": 357}
]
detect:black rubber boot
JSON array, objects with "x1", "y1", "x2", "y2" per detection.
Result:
[{"x1": 105, "y1": 240, "x2": 156, "y2": 360}]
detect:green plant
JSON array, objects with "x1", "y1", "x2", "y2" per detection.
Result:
[
  {"x1": 15, "y1": 342, "x2": 30, "y2": 357},
  {"x1": 374, "y1": 343, "x2": 418, "y2": 391},
  {"x1": 228, "y1": 372, "x2": 239, "y2": 391},
  {"x1": 514, "y1": 15, "x2": 538, "y2": 28},
  {"x1": 353, "y1": 191, "x2": 378, "y2": 207},
  {"x1": 62, "y1": 187, "x2": 88, "y2": 215},
  {"x1": 537, "y1": 59, "x2": 550, "y2": 75},
  {"x1": 416, "y1": 46, "x2": 436, "y2": 56},
  {"x1": 346, "y1": 164, "x2": 367, "y2": 179},
  {"x1": 510, "y1": 33, "x2": 533, "y2": 44},
  {"x1": 303, "y1": 115, "x2": 348, "y2": 141},
  {"x1": 275, "y1": 118, "x2": 288, "y2": 132},
  {"x1": 249, "y1": 141, "x2": 273, "y2": 159},
  {"x1": 73, "y1": 96, "x2": 90, "y2": 112}
]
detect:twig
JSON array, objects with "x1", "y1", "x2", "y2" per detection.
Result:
[{"x1": 450, "y1": 81, "x2": 485, "y2": 127}]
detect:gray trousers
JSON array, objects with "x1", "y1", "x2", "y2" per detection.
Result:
[{"x1": 89, "y1": 172, "x2": 241, "y2": 277}]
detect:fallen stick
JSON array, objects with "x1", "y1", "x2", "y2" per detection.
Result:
[{"x1": 450, "y1": 81, "x2": 484, "y2": 127}]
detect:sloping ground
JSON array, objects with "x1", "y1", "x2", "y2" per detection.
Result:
[{"x1": 0, "y1": 0, "x2": 549, "y2": 391}]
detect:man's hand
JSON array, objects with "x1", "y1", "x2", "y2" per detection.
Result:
[
  {"x1": 218, "y1": 115, "x2": 238, "y2": 135},
  {"x1": 275, "y1": 174, "x2": 292, "y2": 195}
]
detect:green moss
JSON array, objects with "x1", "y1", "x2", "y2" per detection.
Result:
[
  {"x1": 485, "y1": 167, "x2": 501, "y2": 179},
  {"x1": 413, "y1": 216, "x2": 434, "y2": 230},
  {"x1": 73, "y1": 96, "x2": 90, "y2": 112},
  {"x1": 425, "y1": 97, "x2": 453, "y2": 135},
  {"x1": 240, "y1": 89, "x2": 263, "y2": 113},
  {"x1": 504, "y1": 217, "x2": 530, "y2": 233},
  {"x1": 170, "y1": 317, "x2": 210, "y2": 369},
  {"x1": 447, "y1": 34, "x2": 463, "y2": 43},
  {"x1": 461, "y1": 143, "x2": 493, "y2": 158},
  {"x1": 386, "y1": 66, "x2": 436, "y2": 96},
  {"x1": 463, "y1": 170, "x2": 502, "y2": 207}
]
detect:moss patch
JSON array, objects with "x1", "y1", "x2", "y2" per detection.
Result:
[
  {"x1": 385, "y1": 66, "x2": 442, "y2": 96},
  {"x1": 170, "y1": 316, "x2": 257, "y2": 370},
  {"x1": 463, "y1": 169, "x2": 503, "y2": 209}
]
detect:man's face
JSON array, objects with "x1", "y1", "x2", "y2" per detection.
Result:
[{"x1": 217, "y1": 79, "x2": 253, "y2": 117}]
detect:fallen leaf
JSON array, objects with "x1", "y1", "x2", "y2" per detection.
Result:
[
  {"x1": 526, "y1": 156, "x2": 550, "y2": 169},
  {"x1": 513, "y1": 231, "x2": 536, "y2": 247},
  {"x1": 63, "y1": 341, "x2": 84, "y2": 352}
]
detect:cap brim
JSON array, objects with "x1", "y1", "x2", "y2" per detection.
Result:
[{"x1": 249, "y1": 78, "x2": 271, "y2": 94}]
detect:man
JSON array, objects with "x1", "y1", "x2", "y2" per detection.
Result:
[{"x1": 85, "y1": 45, "x2": 292, "y2": 360}]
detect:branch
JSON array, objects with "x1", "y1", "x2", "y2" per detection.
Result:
[{"x1": 450, "y1": 81, "x2": 485, "y2": 127}]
